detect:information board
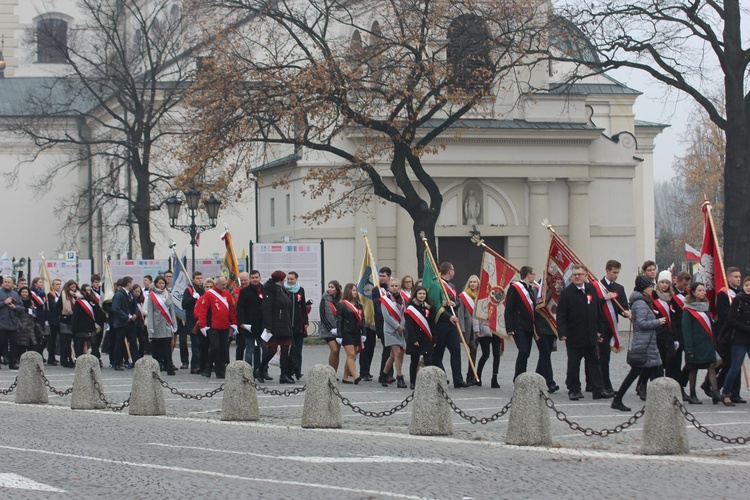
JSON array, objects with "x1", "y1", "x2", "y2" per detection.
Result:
[
  {"x1": 251, "y1": 242, "x2": 323, "y2": 321},
  {"x1": 30, "y1": 259, "x2": 92, "y2": 285}
]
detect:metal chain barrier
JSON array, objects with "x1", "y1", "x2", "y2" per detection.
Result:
[
  {"x1": 438, "y1": 384, "x2": 512, "y2": 424},
  {"x1": 1, "y1": 376, "x2": 18, "y2": 395},
  {"x1": 153, "y1": 372, "x2": 224, "y2": 400},
  {"x1": 90, "y1": 369, "x2": 131, "y2": 411},
  {"x1": 674, "y1": 397, "x2": 750, "y2": 445},
  {"x1": 540, "y1": 390, "x2": 644, "y2": 437},
  {"x1": 37, "y1": 365, "x2": 74, "y2": 397},
  {"x1": 244, "y1": 377, "x2": 306, "y2": 396},
  {"x1": 328, "y1": 380, "x2": 413, "y2": 417}
]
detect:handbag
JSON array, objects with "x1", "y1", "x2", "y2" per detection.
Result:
[{"x1": 626, "y1": 323, "x2": 654, "y2": 367}]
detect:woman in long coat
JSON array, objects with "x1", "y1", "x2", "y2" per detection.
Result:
[
  {"x1": 258, "y1": 270, "x2": 294, "y2": 384},
  {"x1": 147, "y1": 276, "x2": 178, "y2": 375}
]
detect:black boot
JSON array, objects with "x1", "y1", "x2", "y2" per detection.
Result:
[
  {"x1": 381, "y1": 372, "x2": 389, "y2": 387},
  {"x1": 611, "y1": 395, "x2": 631, "y2": 412},
  {"x1": 491, "y1": 374, "x2": 500, "y2": 389},
  {"x1": 466, "y1": 371, "x2": 476, "y2": 386},
  {"x1": 254, "y1": 368, "x2": 264, "y2": 382},
  {"x1": 396, "y1": 376, "x2": 407, "y2": 389},
  {"x1": 263, "y1": 370, "x2": 274, "y2": 381}
]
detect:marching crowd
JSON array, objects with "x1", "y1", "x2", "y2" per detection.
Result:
[{"x1": 1, "y1": 258, "x2": 749, "y2": 414}]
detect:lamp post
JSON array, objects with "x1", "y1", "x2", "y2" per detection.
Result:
[{"x1": 166, "y1": 186, "x2": 221, "y2": 273}]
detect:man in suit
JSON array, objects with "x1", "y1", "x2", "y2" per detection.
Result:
[
  {"x1": 597, "y1": 260, "x2": 631, "y2": 396},
  {"x1": 557, "y1": 264, "x2": 613, "y2": 400},
  {"x1": 505, "y1": 266, "x2": 538, "y2": 381}
]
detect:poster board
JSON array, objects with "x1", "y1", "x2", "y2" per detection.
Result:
[
  {"x1": 31, "y1": 259, "x2": 92, "y2": 285},
  {"x1": 251, "y1": 242, "x2": 323, "y2": 321},
  {"x1": 107, "y1": 259, "x2": 171, "y2": 288}
]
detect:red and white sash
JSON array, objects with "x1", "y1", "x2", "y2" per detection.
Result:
[
  {"x1": 687, "y1": 308, "x2": 714, "y2": 342},
  {"x1": 400, "y1": 290, "x2": 411, "y2": 303},
  {"x1": 405, "y1": 305, "x2": 432, "y2": 341},
  {"x1": 76, "y1": 298, "x2": 95, "y2": 321},
  {"x1": 380, "y1": 294, "x2": 403, "y2": 322},
  {"x1": 652, "y1": 296, "x2": 672, "y2": 328},
  {"x1": 511, "y1": 282, "x2": 535, "y2": 320},
  {"x1": 151, "y1": 292, "x2": 174, "y2": 327},
  {"x1": 459, "y1": 292, "x2": 475, "y2": 316},
  {"x1": 672, "y1": 293, "x2": 686, "y2": 310},
  {"x1": 341, "y1": 300, "x2": 362, "y2": 325},
  {"x1": 136, "y1": 302, "x2": 144, "y2": 321},
  {"x1": 207, "y1": 288, "x2": 229, "y2": 313},
  {"x1": 91, "y1": 289, "x2": 101, "y2": 305},
  {"x1": 594, "y1": 281, "x2": 621, "y2": 350},
  {"x1": 31, "y1": 292, "x2": 46, "y2": 309},
  {"x1": 442, "y1": 279, "x2": 456, "y2": 301}
]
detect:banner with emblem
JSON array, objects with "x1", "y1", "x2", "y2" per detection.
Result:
[
  {"x1": 221, "y1": 230, "x2": 241, "y2": 291},
  {"x1": 474, "y1": 250, "x2": 518, "y2": 337},
  {"x1": 694, "y1": 201, "x2": 726, "y2": 318},
  {"x1": 356, "y1": 233, "x2": 379, "y2": 327}
]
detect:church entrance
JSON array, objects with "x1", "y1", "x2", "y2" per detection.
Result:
[{"x1": 436, "y1": 236, "x2": 506, "y2": 290}]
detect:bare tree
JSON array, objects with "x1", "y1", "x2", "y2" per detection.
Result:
[
  {"x1": 11, "y1": 0, "x2": 205, "y2": 258},
  {"x1": 184, "y1": 0, "x2": 549, "y2": 272}
]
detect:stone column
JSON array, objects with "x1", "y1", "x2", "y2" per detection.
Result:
[
  {"x1": 527, "y1": 178, "x2": 554, "y2": 272},
  {"x1": 567, "y1": 178, "x2": 594, "y2": 264}
]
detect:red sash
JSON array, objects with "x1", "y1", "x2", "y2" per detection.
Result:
[
  {"x1": 594, "y1": 281, "x2": 621, "y2": 350},
  {"x1": 76, "y1": 298, "x2": 95, "y2": 321},
  {"x1": 511, "y1": 282, "x2": 535, "y2": 320},
  {"x1": 327, "y1": 301, "x2": 337, "y2": 316},
  {"x1": 341, "y1": 300, "x2": 362, "y2": 325},
  {"x1": 652, "y1": 297, "x2": 672, "y2": 328},
  {"x1": 31, "y1": 292, "x2": 45, "y2": 308},
  {"x1": 91, "y1": 289, "x2": 101, "y2": 305},
  {"x1": 151, "y1": 293, "x2": 174, "y2": 327},
  {"x1": 687, "y1": 308, "x2": 714, "y2": 342},
  {"x1": 672, "y1": 293, "x2": 686, "y2": 310},
  {"x1": 405, "y1": 305, "x2": 432, "y2": 341},
  {"x1": 442, "y1": 279, "x2": 456, "y2": 300},
  {"x1": 459, "y1": 292, "x2": 475, "y2": 316},
  {"x1": 380, "y1": 294, "x2": 403, "y2": 322},
  {"x1": 136, "y1": 302, "x2": 144, "y2": 321},
  {"x1": 400, "y1": 290, "x2": 411, "y2": 303}
]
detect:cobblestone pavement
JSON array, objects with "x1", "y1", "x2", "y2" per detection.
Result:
[{"x1": 1, "y1": 342, "x2": 749, "y2": 498}]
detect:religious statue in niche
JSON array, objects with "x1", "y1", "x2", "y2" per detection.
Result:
[{"x1": 464, "y1": 189, "x2": 481, "y2": 225}]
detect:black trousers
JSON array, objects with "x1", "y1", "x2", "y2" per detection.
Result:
[
  {"x1": 359, "y1": 327, "x2": 376, "y2": 377},
  {"x1": 616, "y1": 365, "x2": 663, "y2": 398},
  {"x1": 151, "y1": 337, "x2": 173, "y2": 371},
  {"x1": 47, "y1": 325, "x2": 60, "y2": 362},
  {"x1": 409, "y1": 353, "x2": 433, "y2": 385},
  {"x1": 433, "y1": 321, "x2": 464, "y2": 385},
  {"x1": 177, "y1": 320, "x2": 189, "y2": 365},
  {"x1": 59, "y1": 334, "x2": 74, "y2": 367},
  {"x1": 199, "y1": 332, "x2": 210, "y2": 374},
  {"x1": 513, "y1": 330, "x2": 534, "y2": 381},
  {"x1": 0, "y1": 329, "x2": 10, "y2": 363},
  {"x1": 262, "y1": 344, "x2": 290, "y2": 377},
  {"x1": 206, "y1": 328, "x2": 229, "y2": 377},
  {"x1": 113, "y1": 325, "x2": 139, "y2": 368},
  {"x1": 477, "y1": 336, "x2": 502, "y2": 378},
  {"x1": 598, "y1": 331, "x2": 613, "y2": 390},
  {"x1": 566, "y1": 344, "x2": 603, "y2": 393}
]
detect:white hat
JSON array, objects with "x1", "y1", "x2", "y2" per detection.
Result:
[{"x1": 658, "y1": 270, "x2": 672, "y2": 283}]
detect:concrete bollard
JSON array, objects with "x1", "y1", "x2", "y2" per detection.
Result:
[
  {"x1": 15, "y1": 351, "x2": 48, "y2": 404},
  {"x1": 641, "y1": 377, "x2": 689, "y2": 455},
  {"x1": 71, "y1": 354, "x2": 106, "y2": 410},
  {"x1": 301, "y1": 364, "x2": 342, "y2": 429},
  {"x1": 409, "y1": 366, "x2": 452, "y2": 436},
  {"x1": 506, "y1": 372, "x2": 551, "y2": 446},
  {"x1": 128, "y1": 356, "x2": 166, "y2": 416},
  {"x1": 221, "y1": 361, "x2": 259, "y2": 421}
]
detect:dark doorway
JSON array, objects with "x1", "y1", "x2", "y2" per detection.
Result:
[{"x1": 437, "y1": 236, "x2": 506, "y2": 290}]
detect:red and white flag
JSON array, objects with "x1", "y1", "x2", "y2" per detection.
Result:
[
  {"x1": 475, "y1": 251, "x2": 519, "y2": 338},
  {"x1": 694, "y1": 202, "x2": 726, "y2": 318},
  {"x1": 685, "y1": 243, "x2": 701, "y2": 262}
]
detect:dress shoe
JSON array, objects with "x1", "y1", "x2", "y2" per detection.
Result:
[
  {"x1": 167, "y1": 369, "x2": 176, "y2": 376},
  {"x1": 548, "y1": 384, "x2": 560, "y2": 393},
  {"x1": 114, "y1": 366, "x2": 124, "y2": 371},
  {"x1": 721, "y1": 394, "x2": 735, "y2": 407},
  {"x1": 295, "y1": 372, "x2": 303, "y2": 380},
  {"x1": 410, "y1": 383, "x2": 415, "y2": 390},
  {"x1": 491, "y1": 375, "x2": 500, "y2": 389},
  {"x1": 700, "y1": 380, "x2": 713, "y2": 398},
  {"x1": 712, "y1": 390, "x2": 722, "y2": 405},
  {"x1": 202, "y1": 371, "x2": 211, "y2": 378},
  {"x1": 386, "y1": 376, "x2": 396, "y2": 384},
  {"x1": 731, "y1": 396, "x2": 747, "y2": 404},
  {"x1": 362, "y1": 375, "x2": 373, "y2": 382},
  {"x1": 602, "y1": 389, "x2": 616, "y2": 398},
  {"x1": 48, "y1": 360, "x2": 59, "y2": 366},
  {"x1": 263, "y1": 370, "x2": 274, "y2": 381},
  {"x1": 354, "y1": 376, "x2": 362, "y2": 385},
  {"x1": 686, "y1": 393, "x2": 702, "y2": 404},
  {"x1": 569, "y1": 391, "x2": 580, "y2": 401},
  {"x1": 191, "y1": 368, "x2": 198, "y2": 374},
  {"x1": 611, "y1": 397, "x2": 631, "y2": 412},
  {"x1": 576, "y1": 391, "x2": 585, "y2": 399},
  {"x1": 453, "y1": 381, "x2": 470, "y2": 388},
  {"x1": 593, "y1": 391, "x2": 614, "y2": 400},
  {"x1": 279, "y1": 375, "x2": 294, "y2": 384},
  {"x1": 181, "y1": 363, "x2": 189, "y2": 369},
  {"x1": 342, "y1": 379, "x2": 354, "y2": 384}
]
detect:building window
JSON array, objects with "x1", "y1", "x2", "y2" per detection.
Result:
[
  {"x1": 270, "y1": 198, "x2": 276, "y2": 227},
  {"x1": 285, "y1": 194, "x2": 291, "y2": 225},
  {"x1": 446, "y1": 15, "x2": 494, "y2": 92},
  {"x1": 37, "y1": 18, "x2": 69, "y2": 63}
]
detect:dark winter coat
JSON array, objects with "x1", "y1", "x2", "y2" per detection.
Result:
[
  {"x1": 71, "y1": 297, "x2": 105, "y2": 338},
  {"x1": 13, "y1": 300, "x2": 37, "y2": 347},
  {"x1": 556, "y1": 282, "x2": 604, "y2": 348},
  {"x1": 336, "y1": 300, "x2": 364, "y2": 344},
  {"x1": 237, "y1": 283, "x2": 263, "y2": 333},
  {"x1": 405, "y1": 303, "x2": 434, "y2": 356},
  {"x1": 628, "y1": 291, "x2": 662, "y2": 368},
  {"x1": 318, "y1": 293, "x2": 338, "y2": 340},
  {"x1": 682, "y1": 301, "x2": 716, "y2": 365},
  {"x1": 728, "y1": 292, "x2": 750, "y2": 345},
  {"x1": 261, "y1": 280, "x2": 292, "y2": 339}
]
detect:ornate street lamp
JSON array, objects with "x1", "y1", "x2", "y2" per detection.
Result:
[{"x1": 166, "y1": 186, "x2": 221, "y2": 273}]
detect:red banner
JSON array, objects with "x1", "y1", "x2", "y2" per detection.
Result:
[
  {"x1": 475, "y1": 251, "x2": 518, "y2": 337},
  {"x1": 695, "y1": 202, "x2": 726, "y2": 318}
]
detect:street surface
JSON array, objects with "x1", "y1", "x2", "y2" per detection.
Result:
[{"x1": 1, "y1": 341, "x2": 749, "y2": 498}]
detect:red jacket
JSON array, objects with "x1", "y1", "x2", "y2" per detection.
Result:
[{"x1": 197, "y1": 288, "x2": 238, "y2": 330}]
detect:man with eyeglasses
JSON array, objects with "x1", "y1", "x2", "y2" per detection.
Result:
[{"x1": 557, "y1": 264, "x2": 612, "y2": 401}]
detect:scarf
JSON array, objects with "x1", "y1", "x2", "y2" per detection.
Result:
[
  {"x1": 464, "y1": 288, "x2": 477, "y2": 300},
  {"x1": 284, "y1": 282, "x2": 301, "y2": 293}
]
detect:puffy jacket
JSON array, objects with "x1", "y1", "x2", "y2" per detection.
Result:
[
  {"x1": 318, "y1": 293, "x2": 338, "y2": 340},
  {"x1": 628, "y1": 291, "x2": 662, "y2": 368},
  {"x1": 0, "y1": 287, "x2": 22, "y2": 331}
]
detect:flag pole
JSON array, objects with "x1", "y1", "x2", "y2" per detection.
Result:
[
  {"x1": 168, "y1": 241, "x2": 191, "y2": 281},
  {"x1": 469, "y1": 231, "x2": 520, "y2": 273},
  {"x1": 421, "y1": 233, "x2": 479, "y2": 382},
  {"x1": 543, "y1": 220, "x2": 631, "y2": 319}
]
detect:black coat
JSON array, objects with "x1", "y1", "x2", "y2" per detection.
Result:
[
  {"x1": 336, "y1": 301, "x2": 364, "y2": 342},
  {"x1": 181, "y1": 282, "x2": 205, "y2": 332},
  {"x1": 670, "y1": 287, "x2": 688, "y2": 344},
  {"x1": 557, "y1": 282, "x2": 604, "y2": 348},
  {"x1": 600, "y1": 278, "x2": 629, "y2": 334},
  {"x1": 728, "y1": 292, "x2": 750, "y2": 345},
  {"x1": 405, "y1": 303, "x2": 434, "y2": 356},
  {"x1": 71, "y1": 298, "x2": 105, "y2": 336},
  {"x1": 237, "y1": 283, "x2": 264, "y2": 333},
  {"x1": 287, "y1": 287, "x2": 308, "y2": 336},
  {"x1": 47, "y1": 291, "x2": 61, "y2": 326},
  {"x1": 262, "y1": 280, "x2": 292, "y2": 339},
  {"x1": 504, "y1": 281, "x2": 536, "y2": 333}
]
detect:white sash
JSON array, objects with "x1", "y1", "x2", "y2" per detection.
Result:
[
  {"x1": 672, "y1": 293, "x2": 686, "y2": 310},
  {"x1": 380, "y1": 294, "x2": 403, "y2": 322},
  {"x1": 31, "y1": 292, "x2": 45, "y2": 308},
  {"x1": 459, "y1": 292, "x2": 475, "y2": 316},
  {"x1": 653, "y1": 297, "x2": 672, "y2": 328},
  {"x1": 405, "y1": 305, "x2": 432, "y2": 341},
  {"x1": 511, "y1": 282, "x2": 535, "y2": 320},
  {"x1": 207, "y1": 288, "x2": 229, "y2": 311},
  {"x1": 400, "y1": 290, "x2": 411, "y2": 303},
  {"x1": 76, "y1": 299, "x2": 95, "y2": 321}
]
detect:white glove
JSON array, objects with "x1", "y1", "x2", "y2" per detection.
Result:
[
  {"x1": 45, "y1": 320, "x2": 50, "y2": 326},
  {"x1": 200, "y1": 327, "x2": 209, "y2": 336},
  {"x1": 361, "y1": 335, "x2": 367, "y2": 344},
  {"x1": 230, "y1": 325, "x2": 238, "y2": 336},
  {"x1": 330, "y1": 328, "x2": 337, "y2": 335},
  {"x1": 674, "y1": 341, "x2": 680, "y2": 350},
  {"x1": 336, "y1": 337, "x2": 342, "y2": 345},
  {"x1": 171, "y1": 325, "x2": 178, "y2": 333},
  {"x1": 149, "y1": 329, "x2": 154, "y2": 335},
  {"x1": 242, "y1": 324, "x2": 252, "y2": 331},
  {"x1": 193, "y1": 292, "x2": 200, "y2": 299}
]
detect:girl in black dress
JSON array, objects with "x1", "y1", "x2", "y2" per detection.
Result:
[
  {"x1": 405, "y1": 287, "x2": 435, "y2": 390},
  {"x1": 337, "y1": 283, "x2": 364, "y2": 384}
]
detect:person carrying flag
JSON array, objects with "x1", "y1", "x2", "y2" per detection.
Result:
[{"x1": 430, "y1": 262, "x2": 470, "y2": 388}]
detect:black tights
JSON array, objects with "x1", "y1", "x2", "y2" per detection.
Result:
[
  {"x1": 616, "y1": 365, "x2": 663, "y2": 399},
  {"x1": 477, "y1": 336, "x2": 501, "y2": 378},
  {"x1": 409, "y1": 353, "x2": 433, "y2": 385},
  {"x1": 261, "y1": 345, "x2": 290, "y2": 377}
]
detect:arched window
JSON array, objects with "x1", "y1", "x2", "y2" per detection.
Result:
[
  {"x1": 37, "y1": 17, "x2": 68, "y2": 63},
  {"x1": 352, "y1": 29, "x2": 362, "y2": 50},
  {"x1": 446, "y1": 15, "x2": 494, "y2": 92},
  {"x1": 370, "y1": 21, "x2": 382, "y2": 44}
]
